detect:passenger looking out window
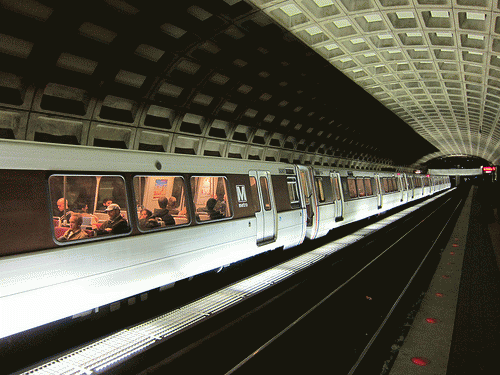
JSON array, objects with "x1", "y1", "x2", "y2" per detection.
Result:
[{"x1": 58, "y1": 213, "x2": 89, "y2": 241}]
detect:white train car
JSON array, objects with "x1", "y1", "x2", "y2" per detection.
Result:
[
  {"x1": 0, "y1": 139, "x2": 451, "y2": 340},
  {"x1": 0, "y1": 140, "x2": 307, "y2": 339}
]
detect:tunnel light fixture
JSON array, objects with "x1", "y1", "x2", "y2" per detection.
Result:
[
  {"x1": 431, "y1": 10, "x2": 449, "y2": 18},
  {"x1": 324, "y1": 43, "x2": 339, "y2": 50},
  {"x1": 436, "y1": 32, "x2": 453, "y2": 38},
  {"x1": 352, "y1": 68, "x2": 364, "y2": 73},
  {"x1": 466, "y1": 12, "x2": 486, "y2": 20},
  {"x1": 339, "y1": 57, "x2": 353, "y2": 62},
  {"x1": 396, "y1": 11, "x2": 414, "y2": 19},
  {"x1": 333, "y1": 19, "x2": 351, "y2": 28},
  {"x1": 364, "y1": 52, "x2": 376, "y2": 57},
  {"x1": 406, "y1": 32, "x2": 422, "y2": 37},
  {"x1": 468, "y1": 34, "x2": 484, "y2": 40},
  {"x1": 280, "y1": 4, "x2": 302, "y2": 17},
  {"x1": 378, "y1": 34, "x2": 393, "y2": 39},
  {"x1": 364, "y1": 14, "x2": 383, "y2": 23},
  {"x1": 305, "y1": 26, "x2": 323, "y2": 35},
  {"x1": 313, "y1": 0, "x2": 334, "y2": 6},
  {"x1": 351, "y1": 37, "x2": 365, "y2": 44}
]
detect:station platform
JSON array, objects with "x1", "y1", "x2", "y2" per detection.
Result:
[{"x1": 389, "y1": 184, "x2": 500, "y2": 375}]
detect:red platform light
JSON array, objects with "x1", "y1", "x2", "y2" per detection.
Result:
[
  {"x1": 442, "y1": 275, "x2": 450, "y2": 279},
  {"x1": 411, "y1": 357, "x2": 430, "y2": 366},
  {"x1": 435, "y1": 293, "x2": 444, "y2": 297},
  {"x1": 450, "y1": 251, "x2": 455, "y2": 255},
  {"x1": 426, "y1": 318, "x2": 439, "y2": 324},
  {"x1": 452, "y1": 244, "x2": 458, "y2": 247}
]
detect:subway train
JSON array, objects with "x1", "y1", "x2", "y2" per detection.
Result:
[{"x1": 0, "y1": 139, "x2": 451, "y2": 339}]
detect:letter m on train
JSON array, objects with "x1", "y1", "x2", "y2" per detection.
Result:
[{"x1": 236, "y1": 185, "x2": 247, "y2": 202}]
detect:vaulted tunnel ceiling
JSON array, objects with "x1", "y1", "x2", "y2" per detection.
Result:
[{"x1": 6, "y1": 0, "x2": 488, "y2": 169}]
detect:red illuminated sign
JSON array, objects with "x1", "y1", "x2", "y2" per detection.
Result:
[{"x1": 483, "y1": 166, "x2": 496, "y2": 173}]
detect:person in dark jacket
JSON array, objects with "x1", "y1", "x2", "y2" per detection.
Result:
[
  {"x1": 206, "y1": 198, "x2": 224, "y2": 220},
  {"x1": 94, "y1": 203, "x2": 129, "y2": 235},
  {"x1": 152, "y1": 197, "x2": 175, "y2": 226},
  {"x1": 138, "y1": 209, "x2": 160, "y2": 230}
]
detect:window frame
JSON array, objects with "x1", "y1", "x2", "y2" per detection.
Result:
[
  {"x1": 133, "y1": 174, "x2": 191, "y2": 232},
  {"x1": 190, "y1": 175, "x2": 233, "y2": 223},
  {"x1": 49, "y1": 173, "x2": 131, "y2": 245}
]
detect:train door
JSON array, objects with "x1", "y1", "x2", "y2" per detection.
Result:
[
  {"x1": 249, "y1": 171, "x2": 277, "y2": 245},
  {"x1": 376, "y1": 175, "x2": 383, "y2": 209},
  {"x1": 398, "y1": 175, "x2": 404, "y2": 202},
  {"x1": 330, "y1": 172, "x2": 344, "y2": 221},
  {"x1": 297, "y1": 166, "x2": 315, "y2": 227}
]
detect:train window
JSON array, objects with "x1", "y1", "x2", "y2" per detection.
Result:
[
  {"x1": 287, "y1": 177, "x2": 300, "y2": 205},
  {"x1": 347, "y1": 178, "x2": 358, "y2": 198},
  {"x1": 356, "y1": 178, "x2": 365, "y2": 197},
  {"x1": 133, "y1": 176, "x2": 189, "y2": 231},
  {"x1": 300, "y1": 171, "x2": 310, "y2": 205},
  {"x1": 49, "y1": 175, "x2": 130, "y2": 243},
  {"x1": 249, "y1": 176, "x2": 261, "y2": 212},
  {"x1": 364, "y1": 178, "x2": 372, "y2": 196},
  {"x1": 393, "y1": 178, "x2": 399, "y2": 191},
  {"x1": 315, "y1": 177, "x2": 326, "y2": 203},
  {"x1": 191, "y1": 176, "x2": 231, "y2": 222},
  {"x1": 382, "y1": 178, "x2": 389, "y2": 193},
  {"x1": 332, "y1": 176, "x2": 341, "y2": 201},
  {"x1": 260, "y1": 176, "x2": 272, "y2": 211}
]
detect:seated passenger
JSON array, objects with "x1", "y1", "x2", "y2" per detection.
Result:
[
  {"x1": 57, "y1": 198, "x2": 73, "y2": 224},
  {"x1": 94, "y1": 203, "x2": 129, "y2": 235},
  {"x1": 58, "y1": 213, "x2": 89, "y2": 241},
  {"x1": 138, "y1": 209, "x2": 160, "y2": 230},
  {"x1": 101, "y1": 198, "x2": 113, "y2": 211},
  {"x1": 206, "y1": 198, "x2": 225, "y2": 220},
  {"x1": 74, "y1": 201, "x2": 99, "y2": 225},
  {"x1": 214, "y1": 192, "x2": 227, "y2": 216},
  {"x1": 166, "y1": 196, "x2": 179, "y2": 215},
  {"x1": 152, "y1": 197, "x2": 175, "y2": 226}
]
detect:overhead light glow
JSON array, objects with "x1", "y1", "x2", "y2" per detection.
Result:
[
  {"x1": 280, "y1": 4, "x2": 302, "y2": 17},
  {"x1": 333, "y1": 19, "x2": 351, "y2": 28},
  {"x1": 378, "y1": 34, "x2": 393, "y2": 39},
  {"x1": 466, "y1": 12, "x2": 486, "y2": 20},
  {"x1": 406, "y1": 32, "x2": 422, "y2": 37},
  {"x1": 431, "y1": 10, "x2": 449, "y2": 18},
  {"x1": 313, "y1": 0, "x2": 334, "y2": 6},
  {"x1": 396, "y1": 11, "x2": 414, "y2": 19},
  {"x1": 468, "y1": 34, "x2": 485, "y2": 40},
  {"x1": 436, "y1": 32, "x2": 452, "y2": 37},
  {"x1": 324, "y1": 43, "x2": 338, "y2": 50},
  {"x1": 340, "y1": 57, "x2": 353, "y2": 62},
  {"x1": 351, "y1": 38, "x2": 365, "y2": 44},
  {"x1": 305, "y1": 26, "x2": 322, "y2": 35},
  {"x1": 364, "y1": 14, "x2": 382, "y2": 23}
]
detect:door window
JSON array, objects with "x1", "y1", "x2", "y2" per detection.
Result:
[{"x1": 260, "y1": 176, "x2": 272, "y2": 211}]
